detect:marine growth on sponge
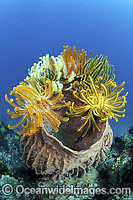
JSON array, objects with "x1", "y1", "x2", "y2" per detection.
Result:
[{"x1": 5, "y1": 46, "x2": 128, "y2": 137}]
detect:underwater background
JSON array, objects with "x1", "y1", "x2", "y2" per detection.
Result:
[{"x1": 0, "y1": 0, "x2": 133, "y2": 137}]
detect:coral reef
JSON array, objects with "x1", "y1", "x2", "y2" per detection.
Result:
[
  {"x1": 128, "y1": 126, "x2": 133, "y2": 134},
  {"x1": 0, "y1": 121, "x2": 132, "y2": 200},
  {"x1": 5, "y1": 46, "x2": 128, "y2": 180},
  {"x1": 95, "y1": 131, "x2": 133, "y2": 200}
]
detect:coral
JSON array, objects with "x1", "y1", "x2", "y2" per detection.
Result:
[
  {"x1": 0, "y1": 162, "x2": 9, "y2": 178},
  {"x1": 5, "y1": 77, "x2": 69, "y2": 135},
  {"x1": 95, "y1": 132, "x2": 132, "y2": 199},
  {"x1": 0, "y1": 121, "x2": 132, "y2": 200},
  {"x1": 128, "y1": 126, "x2": 133, "y2": 134},
  {"x1": 0, "y1": 175, "x2": 20, "y2": 199},
  {"x1": 67, "y1": 75, "x2": 128, "y2": 136},
  {"x1": 0, "y1": 121, "x2": 8, "y2": 134}
]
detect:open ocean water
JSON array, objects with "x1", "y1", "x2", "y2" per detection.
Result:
[{"x1": 0, "y1": 1, "x2": 133, "y2": 135}]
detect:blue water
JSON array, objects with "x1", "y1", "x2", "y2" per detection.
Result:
[{"x1": 0, "y1": 0, "x2": 133, "y2": 136}]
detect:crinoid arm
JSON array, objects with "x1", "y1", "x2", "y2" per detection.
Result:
[
  {"x1": 67, "y1": 75, "x2": 128, "y2": 137},
  {"x1": 5, "y1": 77, "x2": 70, "y2": 136},
  {"x1": 61, "y1": 45, "x2": 87, "y2": 80}
]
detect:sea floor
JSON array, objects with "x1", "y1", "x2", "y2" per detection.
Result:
[{"x1": 0, "y1": 121, "x2": 132, "y2": 200}]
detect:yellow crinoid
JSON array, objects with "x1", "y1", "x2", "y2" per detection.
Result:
[
  {"x1": 67, "y1": 76, "x2": 128, "y2": 137},
  {"x1": 5, "y1": 77, "x2": 69, "y2": 135}
]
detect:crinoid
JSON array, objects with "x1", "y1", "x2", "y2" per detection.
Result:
[
  {"x1": 61, "y1": 45, "x2": 87, "y2": 81},
  {"x1": 28, "y1": 54, "x2": 66, "y2": 93},
  {"x1": 67, "y1": 76, "x2": 128, "y2": 137},
  {"x1": 82, "y1": 54, "x2": 115, "y2": 85},
  {"x1": 5, "y1": 77, "x2": 69, "y2": 135},
  {"x1": 27, "y1": 46, "x2": 88, "y2": 93}
]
